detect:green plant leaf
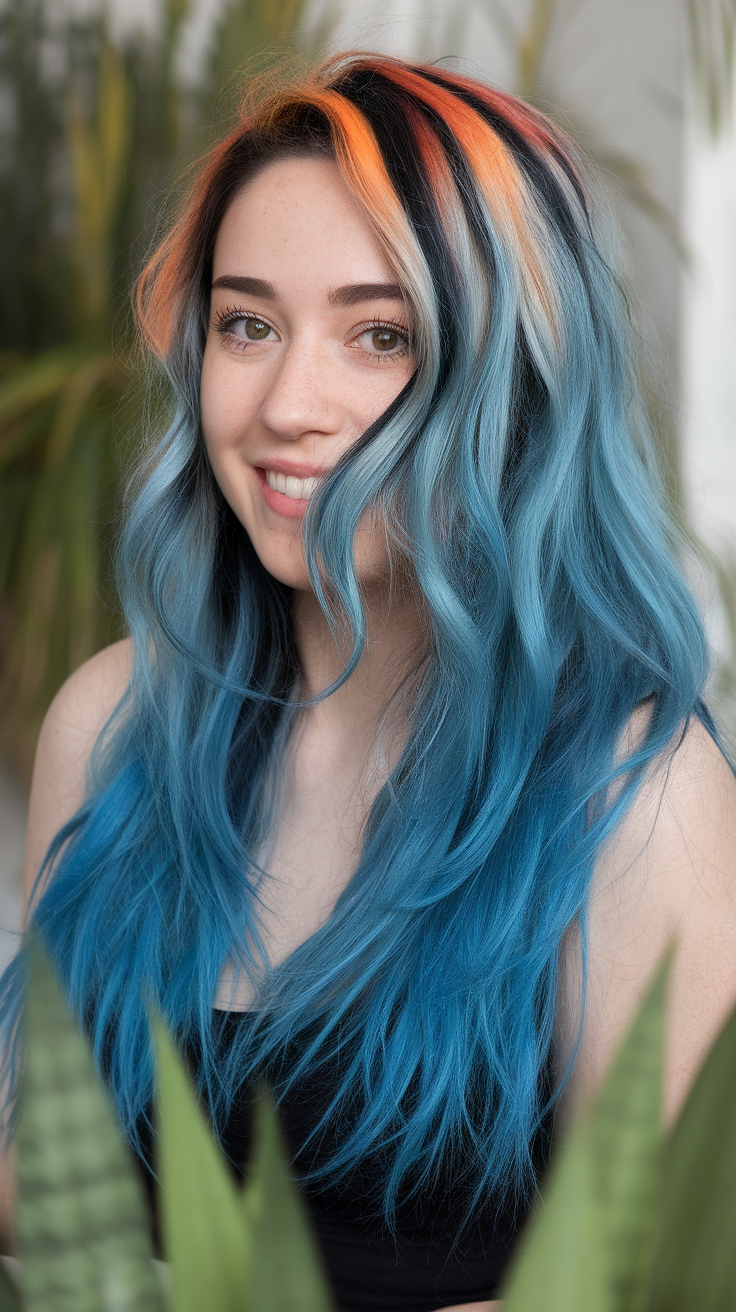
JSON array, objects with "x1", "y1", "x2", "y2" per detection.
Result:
[
  {"x1": 686, "y1": 0, "x2": 736, "y2": 137},
  {"x1": 0, "y1": 348, "x2": 89, "y2": 433},
  {"x1": 500, "y1": 1122, "x2": 612, "y2": 1312},
  {"x1": 589, "y1": 958, "x2": 667, "y2": 1312},
  {"x1": 154, "y1": 1018, "x2": 252, "y2": 1312},
  {"x1": 246, "y1": 1087, "x2": 335, "y2": 1312},
  {"x1": 16, "y1": 930, "x2": 163, "y2": 1312},
  {"x1": 0, "y1": 0, "x2": 333, "y2": 785},
  {"x1": 646, "y1": 997, "x2": 736, "y2": 1312}
]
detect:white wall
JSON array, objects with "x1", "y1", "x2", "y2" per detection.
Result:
[
  {"x1": 681, "y1": 90, "x2": 736, "y2": 559},
  {"x1": 678, "y1": 85, "x2": 736, "y2": 712}
]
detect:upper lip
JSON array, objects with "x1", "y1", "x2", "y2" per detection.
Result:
[{"x1": 255, "y1": 458, "x2": 330, "y2": 479}]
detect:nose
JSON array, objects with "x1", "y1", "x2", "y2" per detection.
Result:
[{"x1": 258, "y1": 338, "x2": 342, "y2": 442}]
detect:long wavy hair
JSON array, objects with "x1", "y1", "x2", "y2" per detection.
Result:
[{"x1": 2, "y1": 54, "x2": 710, "y2": 1223}]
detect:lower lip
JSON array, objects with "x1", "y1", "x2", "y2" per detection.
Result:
[{"x1": 255, "y1": 467, "x2": 313, "y2": 519}]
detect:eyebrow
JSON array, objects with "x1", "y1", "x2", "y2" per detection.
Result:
[
  {"x1": 211, "y1": 275, "x2": 404, "y2": 307},
  {"x1": 211, "y1": 275, "x2": 276, "y2": 298},
  {"x1": 328, "y1": 282, "x2": 404, "y2": 307}
]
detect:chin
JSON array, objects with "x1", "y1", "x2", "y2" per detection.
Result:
[
  {"x1": 246, "y1": 520, "x2": 397, "y2": 596},
  {"x1": 252, "y1": 547, "x2": 312, "y2": 592}
]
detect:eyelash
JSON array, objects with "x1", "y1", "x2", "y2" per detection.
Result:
[{"x1": 212, "y1": 307, "x2": 411, "y2": 360}]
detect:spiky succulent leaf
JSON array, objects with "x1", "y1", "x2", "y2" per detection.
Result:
[
  {"x1": 246, "y1": 1088, "x2": 335, "y2": 1312},
  {"x1": 154, "y1": 1018, "x2": 252, "y2": 1312},
  {"x1": 500, "y1": 1121, "x2": 612, "y2": 1312},
  {"x1": 646, "y1": 998, "x2": 736, "y2": 1311},
  {"x1": 589, "y1": 959, "x2": 667, "y2": 1311},
  {"x1": 16, "y1": 931, "x2": 162, "y2": 1312}
]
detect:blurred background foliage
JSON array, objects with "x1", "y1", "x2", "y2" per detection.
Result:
[
  {"x1": 0, "y1": 0, "x2": 324, "y2": 778},
  {"x1": 0, "y1": 0, "x2": 735, "y2": 781},
  {"x1": 687, "y1": 0, "x2": 736, "y2": 134}
]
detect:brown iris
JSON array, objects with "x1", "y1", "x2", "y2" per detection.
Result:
[
  {"x1": 371, "y1": 328, "x2": 400, "y2": 351},
  {"x1": 245, "y1": 318, "x2": 270, "y2": 340}
]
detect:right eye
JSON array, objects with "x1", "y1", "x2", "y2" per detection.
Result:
[
  {"x1": 213, "y1": 309, "x2": 277, "y2": 345},
  {"x1": 240, "y1": 317, "x2": 272, "y2": 341}
]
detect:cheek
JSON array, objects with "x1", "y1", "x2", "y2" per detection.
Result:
[
  {"x1": 199, "y1": 346, "x2": 258, "y2": 458},
  {"x1": 199, "y1": 354, "x2": 227, "y2": 460},
  {"x1": 350, "y1": 365, "x2": 413, "y2": 430},
  {"x1": 199, "y1": 354, "x2": 257, "y2": 528}
]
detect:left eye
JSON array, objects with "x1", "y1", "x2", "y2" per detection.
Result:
[{"x1": 357, "y1": 326, "x2": 408, "y2": 355}]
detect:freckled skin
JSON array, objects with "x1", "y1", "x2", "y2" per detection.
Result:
[{"x1": 200, "y1": 156, "x2": 414, "y2": 593}]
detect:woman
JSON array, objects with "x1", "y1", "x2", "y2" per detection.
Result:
[{"x1": 6, "y1": 52, "x2": 736, "y2": 1312}]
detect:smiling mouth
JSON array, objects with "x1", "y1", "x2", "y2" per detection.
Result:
[{"x1": 264, "y1": 469, "x2": 321, "y2": 500}]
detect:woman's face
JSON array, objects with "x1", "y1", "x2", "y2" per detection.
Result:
[{"x1": 200, "y1": 155, "x2": 414, "y2": 592}]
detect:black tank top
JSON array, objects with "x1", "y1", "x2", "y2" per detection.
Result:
[{"x1": 138, "y1": 1009, "x2": 546, "y2": 1311}]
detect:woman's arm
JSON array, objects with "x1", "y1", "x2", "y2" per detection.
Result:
[{"x1": 557, "y1": 714, "x2": 736, "y2": 1126}]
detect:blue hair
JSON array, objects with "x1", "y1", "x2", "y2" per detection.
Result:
[{"x1": 1, "y1": 56, "x2": 710, "y2": 1226}]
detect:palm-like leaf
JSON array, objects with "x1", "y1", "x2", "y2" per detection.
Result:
[
  {"x1": 501, "y1": 961, "x2": 667, "y2": 1312},
  {"x1": 588, "y1": 962, "x2": 667, "y2": 1312},
  {"x1": 687, "y1": 0, "x2": 736, "y2": 135},
  {"x1": 0, "y1": 0, "x2": 319, "y2": 779}
]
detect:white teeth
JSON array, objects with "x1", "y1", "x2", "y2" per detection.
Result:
[{"x1": 265, "y1": 470, "x2": 320, "y2": 500}]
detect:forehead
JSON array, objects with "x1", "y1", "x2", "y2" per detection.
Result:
[{"x1": 211, "y1": 155, "x2": 397, "y2": 289}]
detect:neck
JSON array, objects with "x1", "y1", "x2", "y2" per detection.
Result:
[{"x1": 291, "y1": 574, "x2": 426, "y2": 764}]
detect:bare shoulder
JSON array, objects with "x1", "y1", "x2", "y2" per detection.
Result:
[
  {"x1": 34, "y1": 639, "x2": 133, "y2": 762},
  {"x1": 600, "y1": 712, "x2": 736, "y2": 927},
  {"x1": 557, "y1": 711, "x2": 736, "y2": 1125},
  {"x1": 24, "y1": 639, "x2": 133, "y2": 913}
]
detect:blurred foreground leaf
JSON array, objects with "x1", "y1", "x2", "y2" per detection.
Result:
[
  {"x1": 154, "y1": 1019, "x2": 252, "y2": 1312},
  {"x1": 590, "y1": 960, "x2": 667, "y2": 1311},
  {"x1": 501, "y1": 959, "x2": 669, "y2": 1312},
  {"x1": 155, "y1": 1022, "x2": 335, "y2": 1312},
  {"x1": 646, "y1": 1000, "x2": 736, "y2": 1311},
  {"x1": 16, "y1": 931, "x2": 162, "y2": 1312},
  {"x1": 11, "y1": 932, "x2": 736, "y2": 1312},
  {"x1": 247, "y1": 1089, "x2": 335, "y2": 1312},
  {"x1": 501, "y1": 1123, "x2": 612, "y2": 1312}
]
